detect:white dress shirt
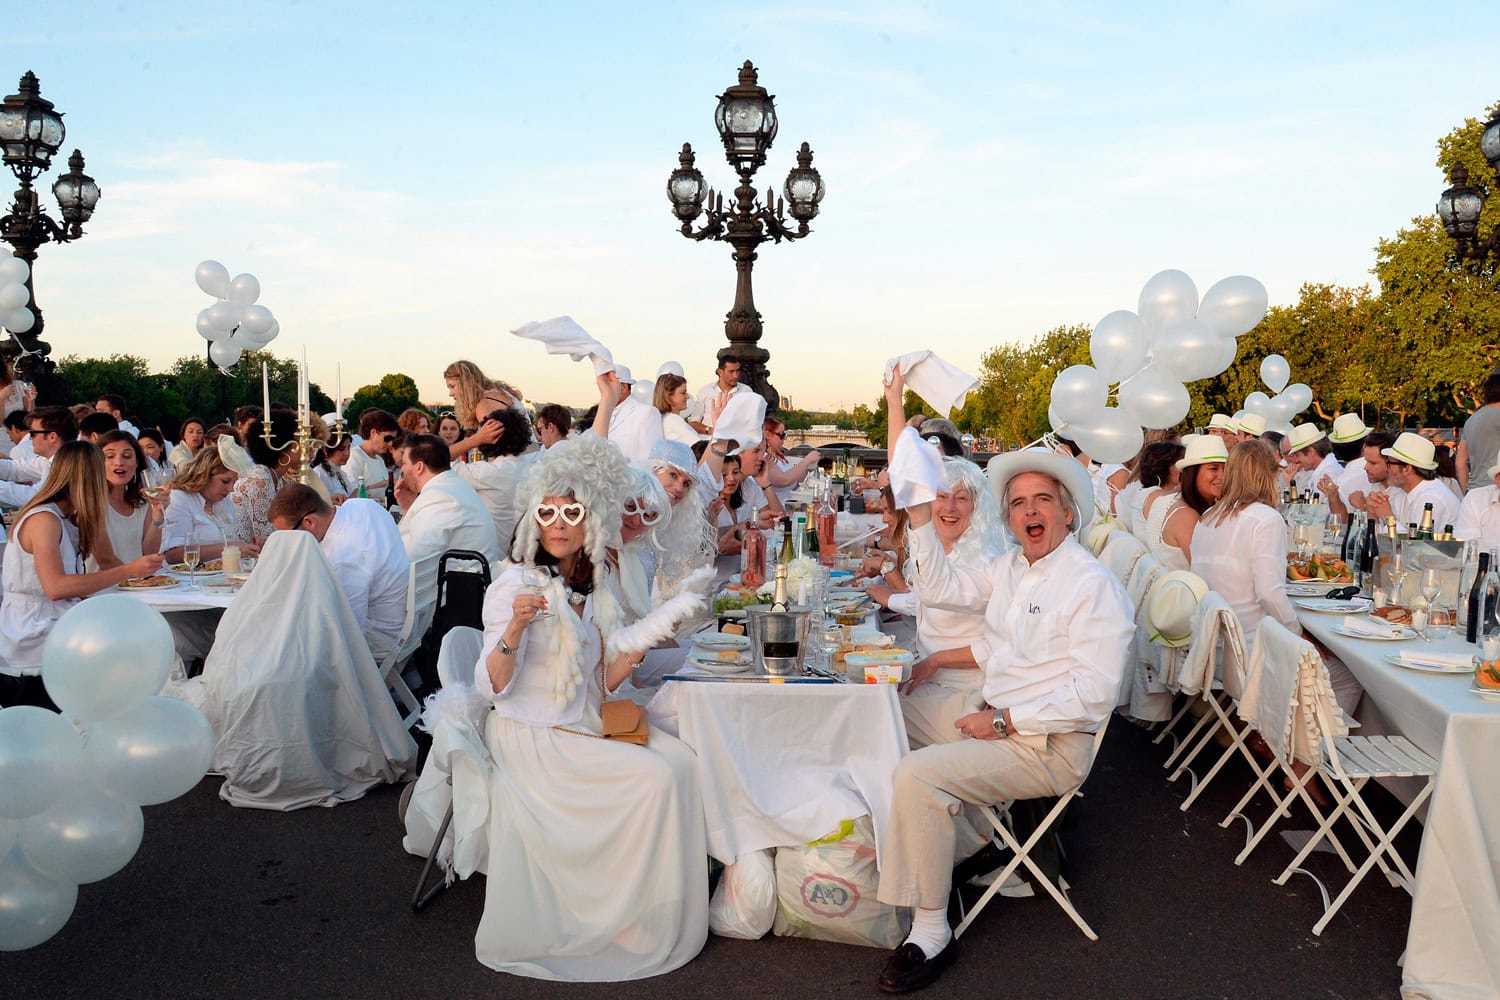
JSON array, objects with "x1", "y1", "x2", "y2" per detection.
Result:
[
  {"x1": 321, "y1": 498, "x2": 410, "y2": 641},
  {"x1": 901, "y1": 533, "x2": 995, "y2": 692},
  {"x1": 1455, "y1": 484, "x2": 1500, "y2": 552},
  {"x1": 695, "y1": 380, "x2": 750, "y2": 430},
  {"x1": 160, "y1": 489, "x2": 241, "y2": 553},
  {"x1": 1393, "y1": 476, "x2": 1459, "y2": 533},
  {"x1": 606, "y1": 394, "x2": 663, "y2": 463},
  {"x1": 1307, "y1": 453, "x2": 1343, "y2": 501},
  {"x1": 400, "y1": 469, "x2": 503, "y2": 567},
  {"x1": 344, "y1": 444, "x2": 390, "y2": 493},
  {"x1": 1336, "y1": 458, "x2": 1377, "y2": 508},
  {"x1": 905, "y1": 523, "x2": 1132, "y2": 738},
  {"x1": 454, "y1": 452, "x2": 537, "y2": 558},
  {"x1": 0, "y1": 450, "x2": 48, "y2": 484},
  {"x1": 1190, "y1": 504, "x2": 1299, "y2": 640}
]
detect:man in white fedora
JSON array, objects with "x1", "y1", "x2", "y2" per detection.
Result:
[
  {"x1": 1319, "y1": 414, "x2": 1370, "y2": 518},
  {"x1": 1368, "y1": 432, "x2": 1459, "y2": 531},
  {"x1": 1336, "y1": 430, "x2": 1395, "y2": 514},
  {"x1": 1145, "y1": 570, "x2": 1209, "y2": 648},
  {"x1": 1455, "y1": 458, "x2": 1500, "y2": 551},
  {"x1": 1206, "y1": 413, "x2": 1237, "y2": 443},
  {"x1": 873, "y1": 365, "x2": 1132, "y2": 992},
  {"x1": 1286, "y1": 423, "x2": 1340, "y2": 500},
  {"x1": 1235, "y1": 412, "x2": 1267, "y2": 443},
  {"x1": 599, "y1": 364, "x2": 663, "y2": 463}
]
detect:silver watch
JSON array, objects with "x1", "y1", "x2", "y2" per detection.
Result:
[{"x1": 991, "y1": 709, "x2": 1008, "y2": 738}]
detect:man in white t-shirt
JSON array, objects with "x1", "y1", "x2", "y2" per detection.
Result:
[
  {"x1": 345, "y1": 408, "x2": 399, "y2": 493},
  {"x1": 269, "y1": 484, "x2": 411, "y2": 655},
  {"x1": 694, "y1": 357, "x2": 750, "y2": 433}
]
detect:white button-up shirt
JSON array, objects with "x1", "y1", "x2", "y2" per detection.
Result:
[
  {"x1": 1454, "y1": 483, "x2": 1500, "y2": 552},
  {"x1": 1190, "y1": 503, "x2": 1299, "y2": 640},
  {"x1": 321, "y1": 498, "x2": 410, "y2": 641},
  {"x1": 906, "y1": 523, "x2": 1132, "y2": 738},
  {"x1": 1393, "y1": 476, "x2": 1459, "y2": 534},
  {"x1": 159, "y1": 489, "x2": 241, "y2": 553}
]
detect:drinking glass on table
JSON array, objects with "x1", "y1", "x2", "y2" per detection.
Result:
[
  {"x1": 183, "y1": 530, "x2": 202, "y2": 592},
  {"x1": 521, "y1": 566, "x2": 553, "y2": 620},
  {"x1": 1387, "y1": 543, "x2": 1409, "y2": 606}
]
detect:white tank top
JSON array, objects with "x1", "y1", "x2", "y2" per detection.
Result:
[{"x1": 0, "y1": 504, "x2": 83, "y2": 674}]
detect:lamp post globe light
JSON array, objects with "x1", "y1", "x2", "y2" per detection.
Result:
[
  {"x1": 1435, "y1": 105, "x2": 1500, "y2": 267},
  {"x1": 0, "y1": 71, "x2": 101, "y2": 403},
  {"x1": 667, "y1": 61, "x2": 825, "y2": 411}
]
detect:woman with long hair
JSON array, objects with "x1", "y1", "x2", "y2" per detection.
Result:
[
  {"x1": 1129, "y1": 441, "x2": 1186, "y2": 543},
  {"x1": 1157, "y1": 436, "x2": 1227, "y2": 570},
  {"x1": 231, "y1": 409, "x2": 301, "y2": 543},
  {"x1": 167, "y1": 416, "x2": 207, "y2": 468},
  {"x1": 0, "y1": 442, "x2": 164, "y2": 707},
  {"x1": 654, "y1": 372, "x2": 699, "y2": 446},
  {"x1": 710, "y1": 453, "x2": 749, "y2": 554},
  {"x1": 473, "y1": 435, "x2": 707, "y2": 979},
  {"x1": 759, "y1": 415, "x2": 822, "y2": 505},
  {"x1": 161, "y1": 447, "x2": 252, "y2": 563},
  {"x1": 89, "y1": 430, "x2": 167, "y2": 565},
  {"x1": 443, "y1": 361, "x2": 526, "y2": 460}
]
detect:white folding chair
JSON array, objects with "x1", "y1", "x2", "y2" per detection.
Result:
[
  {"x1": 1161, "y1": 600, "x2": 1254, "y2": 813},
  {"x1": 378, "y1": 551, "x2": 441, "y2": 732},
  {"x1": 953, "y1": 719, "x2": 1111, "y2": 941}
]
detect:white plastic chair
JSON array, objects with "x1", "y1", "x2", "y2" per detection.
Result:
[
  {"x1": 953, "y1": 718, "x2": 1111, "y2": 941},
  {"x1": 375, "y1": 550, "x2": 442, "y2": 732}
]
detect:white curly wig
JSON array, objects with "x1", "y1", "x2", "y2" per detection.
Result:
[{"x1": 943, "y1": 456, "x2": 1008, "y2": 559}]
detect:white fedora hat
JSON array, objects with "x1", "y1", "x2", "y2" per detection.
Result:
[
  {"x1": 613, "y1": 364, "x2": 636, "y2": 385},
  {"x1": 1175, "y1": 435, "x2": 1229, "y2": 471},
  {"x1": 1329, "y1": 413, "x2": 1370, "y2": 443},
  {"x1": 1208, "y1": 413, "x2": 1236, "y2": 433},
  {"x1": 1382, "y1": 431, "x2": 1438, "y2": 471},
  {"x1": 1085, "y1": 517, "x2": 1120, "y2": 556},
  {"x1": 1285, "y1": 423, "x2": 1326, "y2": 453},
  {"x1": 1487, "y1": 459, "x2": 1500, "y2": 479},
  {"x1": 985, "y1": 447, "x2": 1096, "y2": 538},
  {"x1": 1145, "y1": 570, "x2": 1209, "y2": 648},
  {"x1": 1236, "y1": 412, "x2": 1267, "y2": 437},
  {"x1": 656, "y1": 361, "x2": 685, "y2": 379}
]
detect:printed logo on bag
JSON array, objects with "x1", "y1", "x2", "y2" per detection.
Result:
[{"x1": 800, "y1": 873, "x2": 859, "y2": 918}]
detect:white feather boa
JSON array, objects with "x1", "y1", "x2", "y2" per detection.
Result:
[{"x1": 604, "y1": 565, "x2": 716, "y2": 659}]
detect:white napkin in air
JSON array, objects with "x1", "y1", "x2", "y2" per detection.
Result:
[
  {"x1": 888, "y1": 426, "x2": 947, "y2": 510},
  {"x1": 712, "y1": 392, "x2": 767, "y2": 455},
  {"x1": 884, "y1": 351, "x2": 980, "y2": 416},
  {"x1": 511, "y1": 316, "x2": 615, "y2": 375}
]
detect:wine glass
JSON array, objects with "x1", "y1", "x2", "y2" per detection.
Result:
[
  {"x1": 142, "y1": 465, "x2": 170, "y2": 502},
  {"x1": 1387, "y1": 544, "x2": 1409, "y2": 607},
  {"x1": 183, "y1": 531, "x2": 202, "y2": 593},
  {"x1": 1420, "y1": 568, "x2": 1443, "y2": 610},
  {"x1": 522, "y1": 566, "x2": 553, "y2": 621}
]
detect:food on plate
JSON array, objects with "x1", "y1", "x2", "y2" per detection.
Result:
[
  {"x1": 698, "y1": 649, "x2": 745, "y2": 663},
  {"x1": 1286, "y1": 554, "x2": 1353, "y2": 583},
  {"x1": 1371, "y1": 606, "x2": 1413, "y2": 625},
  {"x1": 1476, "y1": 660, "x2": 1500, "y2": 689},
  {"x1": 172, "y1": 559, "x2": 224, "y2": 573},
  {"x1": 119, "y1": 574, "x2": 178, "y2": 589},
  {"x1": 833, "y1": 636, "x2": 896, "y2": 664}
]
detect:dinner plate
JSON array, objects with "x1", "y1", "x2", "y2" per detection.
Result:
[
  {"x1": 1469, "y1": 685, "x2": 1500, "y2": 702},
  {"x1": 202, "y1": 581, "x2": 240, "y2": 595},
  {"x1": 117, "y1": 575, "x2": 181, "y2": 591},
  {"x1": 1333, "y1": 624, "x2": 1417, "y2": 642},
  {"x1": 1287, "y1": 582, "x2": 1344, "y2": 596},
  {"x1": 692, "y1": 632, "x2": 751, "y2": 651},
  {"x1": 686, "y1": 653, "x2": 753, "y2": 675},
  {"x1": 1294, "y1": 597, "x2": 1373, "y2": 614},
  {"x1": 1383, "y1": 653, "x2": 1474, "y2": 674}
]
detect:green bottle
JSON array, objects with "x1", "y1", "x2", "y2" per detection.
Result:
[{"x1": 357, "y1": 475, "x2": 368, "y2": 499}]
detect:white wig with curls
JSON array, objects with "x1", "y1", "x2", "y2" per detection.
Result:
[
  {"x1": 943, "y1": 456, "x2": 1009, "y2": 559},
  {"x1": 618, "y1": 465, "x2": 672, "y2": 618},
  {"x1": 642, "y1": 460, "x2": 717, "y2": 602}
]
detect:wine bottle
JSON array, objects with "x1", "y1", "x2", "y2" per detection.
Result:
[
  {"x1": 817, "y1": 488, "x2": 838, "y2": 567},
  {"x1": 1466, "y1": 550, "x2": 1491, "y2": 644},
  {"x1": 356, "y1": 475, "x2": 368, "y2": 499},
  {"x1": 779, "y1": 516, "x2": 795, "y2": 565},
  {"x1": 1416, "y1": 503, "x2": 1435, "y2": 540},
  {"x1": 1359, "y1": 513, "x2": 1378, "y2": 590},
  {"x1": 1483, "y1": 551, "x2": 1500, "y2": 639},
  {"x1": 769, "y1": 563, "x2": 790, "y2": 612},
  {"x1": 741, "y1": 506, "x2": 765, "y2": 590}
]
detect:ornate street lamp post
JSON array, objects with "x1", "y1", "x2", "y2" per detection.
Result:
[
  {"x1": 1435, "y1": 106, "x2": 1500, "y2": 266},
  {"x1": 0, "y1": 71, "x2": 101, "y2": 403},
  {"x1": 667, "y1": 61, "x2": 825, "y2": 410}
]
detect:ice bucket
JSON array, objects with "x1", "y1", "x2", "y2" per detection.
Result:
[{"x1": 746, "y1": 608, "x2": 811, "y2": 676}]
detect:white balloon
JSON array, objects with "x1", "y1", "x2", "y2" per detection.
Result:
[
  {"x1": 1049, "y1": 365, "x2": 1110, "y2": 425},
  {"x1": 228, "y1": 273, "x2": 260, "y2": 306},
  {"x1": 261, "y1": 318, "x2": 280, "y2": 343},
  {"x1": 41, "y1": 598, "x2": 174, "y2": 724},
  {"x1": 1244, "y1": 391, "x2": 1271, "y2": 417},
  {"x1": 0, "y1": 707, "x2": 85, "y2": 819},
  {"x1": 205, "y1": 299, "x2": 244, "y2": 332},
  {"x1": 0, "y1": 256, "x2": 30, "y2": 284},
  {"x1": 1117, "y1": 365, "x2": 1190, "y2": 429},
  {"x1": 1260, "y1": 354, "x2": 1291, "y2": 394},
  {"x1": 1210, "y1": 332, "x2": 1238, "y2": 377},
  {"x1": 194, "y1": 308, "x2": 219, "y2": 342},
  {"x1": 240, "y1": 304, "x2": 275, "y2": 335},
  {"x1": 1266, "y1": 393, "x2": 1298, "y2": 425},
  {"x1": 87, "y1": 697, "x2": 214, "y2": 806},
  {"x1": 236, "y1": 326, "x2": 273, "y2": 350},
  {"x1": 1198, "y1": 274, "x2": 1269, "y2": 338},
  {"x1": 1138, "y1": 269, "x2": 1199, "y2": 333},
  {"x1": 1047, "y1": 404, "x2": 1068, "y2": 433},
  {"x1": 1089, "y1": 310, "x2": 1148, "y2": 383},
  {"x1": 1070, "y1": 409, "x2": 1144, "y2": 465},
  {"x1": 4, "y1": 307, "x2": 34, "y2": 334},
  {"x1": 194, "y1": 259, "x2": 230, "y2": 299},
  {"x1": 1283, "y1": 382, "x2": 1313, "y2": 414},
  {"x1": 0, "y1": 282, "x2": 28, "y2": 310},
  {"x1": 208, "y1": 340, "x2": 242, "y2": 370},
  {"x1": 18, "y1": 779, "x2": 142, "y2": 884},
  {"x1": 1151, "y1": 319, "x2": 1223, "y2": 381},
  {"x1": 0, "y1": 847, "x2": 77, "y2": 952}
]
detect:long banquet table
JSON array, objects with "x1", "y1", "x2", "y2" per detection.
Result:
[{"x1": 1295, "y1": 612, "x2": 1500, "y2": 1000}]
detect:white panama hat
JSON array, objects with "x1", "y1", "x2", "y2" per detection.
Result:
[
  {"x1": 1145, "y1": 570, "x2": 1209, "y2": 648},
  {"x1": 1382, "y1": 431, "x2": 1438, "y2": 471},
  {"x1": 1208, "y1": 413, "x2": 1236, "y2": 432},
  {"x1": 1175, "y1": 435, "x2": 1229, "y2": 471},
  {"x1": 985, "y1": 447, "x2": 1096, "y2": 539},
  {"x1": 1236, "y1": 412, "x2": 1267, "y2": 437},
  {"x1": 1329, "y1": 413, "x2": 1370, "y2": 443},
  {"x1": 1285, "y1": 423, "x2": 1326, "y2": 453}
]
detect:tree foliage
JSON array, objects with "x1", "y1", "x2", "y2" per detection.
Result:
[{"x1": 344, "y1": 373, "x2": 423, "y2": 426}]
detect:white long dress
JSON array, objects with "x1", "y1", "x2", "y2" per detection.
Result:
[
  {"x1": 472, "y1": 564, "x2": 708, "y2": 981},
  {"x1": 0, "y1": 505, "x2": 82, "y2": 675}
]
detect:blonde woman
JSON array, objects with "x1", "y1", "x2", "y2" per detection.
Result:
[
  {"x1": 654, "y1": 372, "x2": 699, "y2": 445},
  {"x1": 443, "y1": 360, "x2": 524, "y2": 460},
  {"x1": 0, "y1": 442, "x2": 164, "y2": 706},
  {"x1": 161, "y1": 447, "x2": 254, "y2": 563}
]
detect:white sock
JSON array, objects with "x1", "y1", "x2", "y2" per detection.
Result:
[{"x1": 903, "y1": 905, "x2": 951, "y2": 959}]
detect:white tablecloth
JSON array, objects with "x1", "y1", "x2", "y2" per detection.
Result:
[
  {"x1": 112, "y1": 582, "x2": 234, "y2": 613},
  {"x1": 1297, "y1": 613, "x2": 1500, "y2": 1000},
  {"x1": 648, "y1": 682, "x2": 908, "y2": 867}
]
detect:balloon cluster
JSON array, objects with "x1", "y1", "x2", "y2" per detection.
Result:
[
  {"x1": 0, "y1": 257, "x2": 36, "y2": 337},
  {"x1": 0, "y1": 597, "x2": 215, "y2": 951},
  {"x1": 194, "y1": 259, "x2": 280, "y2": 372},
  {"x1": 1241, "y1": 354, "x2": 1311, "y2": 433},
  {"x1": 1050, "y1": 270, "x2": 1269, "y2": 463}
]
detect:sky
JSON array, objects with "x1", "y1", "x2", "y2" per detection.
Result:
[{"x1": 2, "y1": 2, "x2": 1495, "y2": 412}]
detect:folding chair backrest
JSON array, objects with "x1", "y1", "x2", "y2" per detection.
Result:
[{"x1": 1243, "y1": 617, "x2": 1348, "y2": 768}]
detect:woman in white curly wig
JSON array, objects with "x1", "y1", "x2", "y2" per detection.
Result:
[
  {"x1": 645, "y1": 438, "x2": 717, "y2": 598},
  {"x1": 869, "y1": 383, "x2": 1009, "y2": 749},
  {"x1": 472, "y1": 434, "x2": 709, "y2": 981}
]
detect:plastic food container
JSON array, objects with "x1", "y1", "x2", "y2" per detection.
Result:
[{"x1": 844, "y1": 649, "x2": 914, "y2": 683}]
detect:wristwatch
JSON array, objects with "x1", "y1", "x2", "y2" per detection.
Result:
[
  {"x1": 498, "y1": 635, "x2": 519, "y2": 656},
  {"x1": 991, "y1": 709, "x2": 1008, "y2": 738}
]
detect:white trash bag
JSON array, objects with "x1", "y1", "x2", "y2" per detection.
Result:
[
  {"x1": 708, "y1": 847, "x2": 776, "y2": 939},
  {"x1": 772, "y1": 816, "x2": 911, "y2": 949}
]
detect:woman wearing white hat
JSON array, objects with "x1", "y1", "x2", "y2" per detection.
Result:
[
  {"x1": 1367, "y1": 432, "x2": 1459, "y2": 531},
  {"x1": 1153, "y1": 435, "x2": 1227, "y2": 570}
]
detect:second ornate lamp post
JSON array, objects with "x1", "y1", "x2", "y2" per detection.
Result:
[
  {"x1": 1435, "y1": 106, "x2": 1500, "y2": 265},
  {"x1": 0, "y1": 71, "x2": 101, "y2": 403},
  {"x1": 667, "y1": 61, "x2": 825, "y2": 410}
]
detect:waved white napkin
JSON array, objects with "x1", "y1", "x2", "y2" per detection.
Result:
[
  {"x1": 1339, "y1": 615, "x2": 1407, "y2": 638},
  {"x1": 511, "y1": 315, "x2": 615, "y2": 375},
  {"x1": 889, "y1": 426, "x2": 946, "y2": 510},
  {"x1": 713, "y1": 392, "x2": 767, "y2": 454},
  {"x1": 884, "y1": 351, "x2": 979, "y2": 416},
  {"x1": 1397, "y1": 649, "x2": 1474, "y2": 668}
]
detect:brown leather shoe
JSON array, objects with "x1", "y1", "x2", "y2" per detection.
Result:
[{"x1": 878, "y1": 939, "x2": 959, "y2": 993}]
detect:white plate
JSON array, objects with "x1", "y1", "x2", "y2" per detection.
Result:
[
  {"x1": 687, "y1": 654, "x2": 753, "y2": 675},
  {"x1": 1383, "y1": 653, "x2": 1474, "y2": 674},
  {"x1": 202, "y1": 581, "x2": 240, "y2": 595},
  {"x1": 1294, "y1": 597, "x2": 1373, "y2": 614},
  {"x1": 692, "y1": 632, "x2": 751, "y2": 651},
  {"x1": 1287, "y1": 582, "x2": 1344, "y2": 596},
  {"x1": 1333, "y1": 624, "x2": 1417, "y2": 642},
  {"x1": 1470, "y1": 685, "x2": 1500, "y2": 701}
]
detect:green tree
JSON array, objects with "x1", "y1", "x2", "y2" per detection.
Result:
[{"x1": 345, "y1": 373, "x2": 422, "y2": 427}]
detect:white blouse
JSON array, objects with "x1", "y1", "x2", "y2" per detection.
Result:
[
  {"x1": 0, "y1": 504, "x2": 82, "y2": 674},
  {"x1": 160, "y1": 489, "x2": 241, "y2": 553},
  {"x1": 1190, "y1": 503, "x2": 1299, "y2": 640}
]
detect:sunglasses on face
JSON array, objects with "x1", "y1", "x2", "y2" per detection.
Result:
[
  {"x1": 623, "y1": 497, "x2": 663, "y2": 525},
  {"x1": 379, "y1": 433, "x2": 396, "y2": 443},
  {"x1": 27, "y1": 429, "x2": 46, "y2": 437},
  {"x1": 535, "y1": 502, "x2": 586, "y2": 527}
]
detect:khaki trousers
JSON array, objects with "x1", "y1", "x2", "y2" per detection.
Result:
[{"x1": 876, "y1": 715, "x2": 1095, "y2": 910}]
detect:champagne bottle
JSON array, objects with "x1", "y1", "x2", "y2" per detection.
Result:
[
  {"x1": 779, "y1": 516, "x2": 795, "y2": 565},
  {"x1": 1466, "y1": 550, "x2": 1491, "y2": 644},
  {"x1": 1442, "y1": 524, "x2": 1455, "y2": 542},
  {"x1": 1416, "y1": 503, "x2": 1435, "y2": 540},
  {"x1": 769, "y1": 563, "x2": 790, "y2": 612}
]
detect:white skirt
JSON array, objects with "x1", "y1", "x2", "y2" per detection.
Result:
[{"x1": 475, "y1": 712, "x2": 709, "y2": 981}]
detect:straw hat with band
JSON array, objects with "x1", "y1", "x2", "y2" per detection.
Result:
[
  {"x1": 1145, "y1": 570, "x2": 1209, "y2": 648},
  {"x1": 1329, "y1": 413, "x2": 1370, "y2": 444},
  {"x1": 1236, "y1": 413, "x2": 1267, "y2": 437},
  {"x1": 1381, "y1": 431, "x2": 1438, "y2": 471},
  {"x1": 1207, "y1": 413, "x2": 1236, "y2": 433},
  {"x1": 1285, "y1": 423, "x2": 1326, "y2": 453},
  {"x1": 1175, "y1": 435, "x2": 1229, "y2": 471},
  {"x1": 984, "y1": 448, "x2": 1095, "y2": 540}
]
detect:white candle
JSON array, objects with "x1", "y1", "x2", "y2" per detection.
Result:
[
  {"x1": 299, "y1": 345, "x2": 309, "y2": 419},
  {"x1": 336, "y1": 363, "x2": 341, "y2": 420},
  {"x1": 262, "y1": 362, "x2": 271, "y2": 417}
]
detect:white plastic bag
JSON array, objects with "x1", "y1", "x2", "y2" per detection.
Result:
[
  {"x1": 772, "y1": 816, "x2": 911, "y2": 949},
  {"x1": 708, "y1": 847, "x2": 776, "y2": 939}
]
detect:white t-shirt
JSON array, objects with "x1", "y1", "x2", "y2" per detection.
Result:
[
  {"x1": 1190, "y1": 504, "x2": 1300, "y2": 641},
  {"x1": 1394, "y1": 476, "x2": 1459, "y2": 533},
  {"x1": 321, "y1": 498, "x2": 410, "y2": 641},
  {"x1": 344, "y1": 444, "x2": 390, "y2": 493}
]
